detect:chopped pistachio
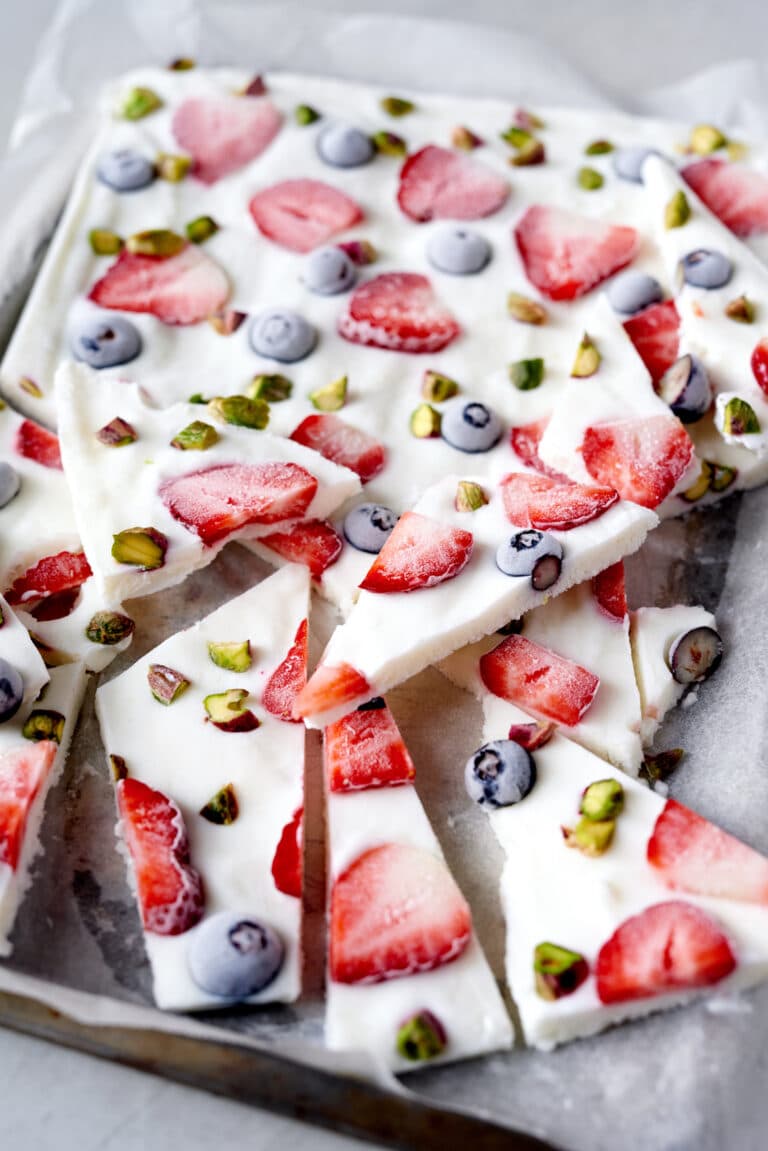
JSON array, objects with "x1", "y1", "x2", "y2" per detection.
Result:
[
  {"x1": 200, "y1": 783, "x2": 239, "y2": 825},
  {"x1": 171, "y1": 420, "x2": 220, "y2": 450},
  {"x1": 186, "y1": 214, "x2": 219, "y2": 243},
  {"x1": 421, "y1": 370, "x2": 460, "y2": 403},
  {"x1": 506, "y1": 720, "x2": 556, "y2": 751},
  {"x1": 19, "y1": 377, "x2": 43, "y2": 399},
  {"x1": 665, "y1": 189, "x2": 691, "y2": 229},
  {"x1": 121, "y1": 86, "x2": 163, "y2": 121},
  {"x1": 96, "y1": 417, "x2": 137, "y2": 447},
  {"x1": 510, "y1": 137, "x2": 546, "y2": 167},
  {"x1": 168, "y1": 57, "x2": 195, "y2": 71},
  {"x1": 89, "y1": 228, "x2": 124, "y2": 255},
  {"x1": 295, "y1": 103, "x2": 320, "y2": 126},
  {"x1": 680, "y1": 460, "x2": 713, "y2": 503},
  {"x1": 409, "y1": 403, "x2": 442, "y2": 438},
  {"x1": 563, "y1": 817, "x2": 616, "y2": 856},
  {"x1": 381, "y1": 95, "x2": 415, "y2": 117},
  {"x1": 111, "y1": 527, "x2": 168, "y2": 570},
  {"x1": 207, "y1": 640, "x2": 252, "y2": 673},
  {"x1": 208, "y1": 395, "x2": 269, "y2": 429},
  {"x1": 109, "y1": 754, "x2": 129, "y2": 781},
  {"x1": 534, "y1": 942, "x2": 589, "y2": 1000},
  {"x1": 455, "y1": 480, "x2": 489, "y2": 512},
  {"x1": 372, "y1": 130, "x2": 407, "y2": 157},
  {"x1": 309, "y1": 375, "x2": 348, "y2": 412},
  {"x1": 711, "y1": 462, "x2": 738, "y2": 492},
  {"x1": 689, "y1": 123, "x2": 727, "y2": 155},
  {"x1": 580, "y1": 778, "x2": 624, "y2": 821},
  {"x1": 571, "y1": 333, "x2": 601, "y2": 378},
  {"x1": 584, "y1": 139, "x2": 614, "y2": 155},
  {"x1": 156, "y1": 153, "x2": 191, "y2": 182},
  {"x1": 509, "y1": 357, "x2": 545, "y2": 391},
  {"x1": 148, "y1": 664, "x2": 190, "y2": 705},
  {"x1": 208, "y1": 309, "x2": 245, "y2": 335},
  {"x1": 514, "y1": 108, "x2": 546, "y2": 131},
  {"x1": 187, "y1": 393, "x2": 210, "y2": 405},
  {"x1": 722, "y1": 396, "x2": 760, "y2": 436},
  {"x1": 507, "y1": 292, "x2": 547, "y2": 325},
  {"x1": 22, "y1": 709, "x2": 65, "y2": 744},
  {"x1": 337, "y1": 239, "x2": 377, "y2": 266},
  {"x1": 126, "y1": 229, "x2": 186, "y2": 258},
  {"x1": 247, "y1": 373, "x2": 293, "y2": 403},
  {"x1": 396, "y1": 1011, "x2": 446, "y2": 1062},
  {"x1": 203, "y1": 688, "x2": 260, "y2": 733},
  {"x1": 725, "y1": 294, "x2": 755, "y2": 323},
  {"x1": 85, "y1": 611, "x2": 135, "y2": 646},
  {"x1": 501, "y1": 126, "x2": 533, "y2": 149},
  {"x1": 640, "y1": 748, "x2": 684, "y2": 785},
  {"x1": 241, "y1": 75, "x2": 267, "y2": 96},
  {"x1": 451, "y1": 125, "x2": 483, "y2": 151},
  {"x1": 577, "y1": 166, "x2": 604, "y2": 191}
]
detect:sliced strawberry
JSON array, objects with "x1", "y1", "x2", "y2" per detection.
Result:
[
  {"x1": 596, "y1": 900, "x2": 736, "y2": 1005},
  {"x1": 172, "y1": 94, "x2": 282, "y2": 184},
  {"x1": 159, "y1": 462, "x2": 318, "y2": 546},
  {"x1": 271, "y1": 807, "x2": 302, "y2": 898},
  {"x1": 324, "y1": 703, "x2": 415, "y2": 793},
  {"x1": 509, "y1": 418, "x2": 568, "y2": 480},
  {"x1": 5, "y1": 551, "x2": 92, "y2": 609},
  {"x1": 14, "y1": 419, "x2": 62, "y2": 470},
  {"x1": 592, "y1": 562, "x2": 627, "y2": 621},
  {"x1": 338, "y1": 272, "x2": 460, "y2": 354},
  {"x1": 514, "y1": 205, "x2": 639, "y2": 301},
  {"x1": 623, "y1": 300, "x2": 680, "y2": 385},
  {"x1": 648, "y1": 799, "x2": 768, "y2": 904},
  {"x1": 329, "y1": 843, "x2": 472, "y2": 984},
  {"x1": 290, "y1": 413, "x2": 385, "y2": 483},
  {"x1": 752, "y1": 338, "x2": 768, "y2": 398},
  {"x1": 116, "y1": 777, "x2": 204, "y2": 936},
  {"x1": 249, "y1": 179, "x2": 363, "y2": 253},
  {"x1": 292, "y1": 662, "x2": 371, "y2": 722},
  {"x1": 396, "y1": 144, "x2": 509, "y2": 222},
  {"x1": 262, "y1": 618, "x2": 308, "y2": 724},
  {"x1": 479, "y1": 634, "x2": 599, "y2": 727},
  {"x1": 88, "y1": 243, "x2": 230, "y2": 326},
  {"x1": 0, "y1": 742, "x2": 57, "y2": 869},
  {"x1": 682, "y1": 158, "x2": 768, "y2": 238},
  {"x1": 500, "y1": 471, "x2": 618, "y2": 531},
  {"x1": 258, "y1": 520, "x2": 343, "y2": 580},
  {"x1": 581, "y1": 414, "x2": 695, "y2": 509},
  {"x1": 359, "y1": 511, "x2": 473, "y2": 594}
]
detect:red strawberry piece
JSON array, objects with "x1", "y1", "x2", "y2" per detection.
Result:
[
  {"x1": 648, "y1": 799, "x2": 768, "y2": 904},
  {"x1": 292, "y1": 662, "x2": 371, "y2": 722},
  {"x1": 397, "y1": 144, "x2": 510, "y2": 223},
  {"x1": 5, "y1": 550, "x2": 92, "y2": 611},
  {"x1": 271, "y1": 807, "x2": 303, "y2": 898},
  {"x1": 479, "y1": 634, "x2": 600, "y2": 727},
  {"x1": 592, "y1": 561, "x2": 627, "y2": 621},
  {"x1": 509, "y1": 418, "x2": 569, "y2": 481},
  {"x1": 290, "y1": 413, "x2": 386, "y2": 483},
  {"x1": 116, "y1": 777, "x2": 204, "y2": 935},
  {"x1": 581, "y1": 414, "x2": 695, "y2": 509},
  {"x1": 88, "y1": 243, "x2": 230, "y2": 326},
  {"x1": 249, "y1": 179, "x2": 363, "y2": 253},
  {"x1": 682, "y1": 158, "x2": 768, "y2": 238},
  {"x1": 338, "y1": 272, "x2": 460, "y2": 354},
  {"x1": 258, "y1": 520, "x2": 343, "y2": 580},
  {"x1": 596, "y1": 900, "x2": 736, "y2": 1005},
  {"x1": 514, "y1": 205, "x2": 639, "y2": 301},
  {"x1": 500, "y1": 471, "x2": 618, "y2": 531},
  {"x1": 159, "y1": 462, "x2": 318, "y2": 546},
  {"x1": 0, "y1": 742, "x2": 57, "y2": 869},
  {"x1": 172, "y1": 94, "x2": 282, "y2": 184},
  {"x1": 324, "y1": 703, "x2": 416, "y2": 793},
  {"x1": 14, "y1": 419, "x2": 62, "y2": 470},
  {"x1": 752, "y1": 338, "x2": 768, "y2": 398},
  {"x1": 329, "y1": 843, "x2": 472, "y2": 984},
  {"x1": 359, "y1": 511, "x2": 473, "y2": 594},
  {"x1": 262, "y1": 618, "x2": 308, "y2": 724},
  {"x1": 623, "y1": 300, "x2": 680, "y2": 385}
]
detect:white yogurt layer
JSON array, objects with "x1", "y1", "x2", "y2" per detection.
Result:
[
  {"x1": 95, "y1": 564, "x2": 309, "y2": 1011},
  {"x1": 0, "y1": 594, "x2": 49, "y2": 713}
]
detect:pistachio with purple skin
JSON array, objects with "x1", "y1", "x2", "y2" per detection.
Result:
[
  {"x1": 203, "y1": 689, "x2": 260, "y2": 733},
  {"x1": 111, "y1": 527, "x2": 168, "y2": 570},
  {"x1": 422, "y1": 370, "x2": 459, "y2": 403},
  {"x1": 337, "y1": 239, "x2": 377, "y2": 266},
  {"x1": 109, "y1": 754, "x2": 129, "y2": 781},
  {"x1": 148, "y1": 664, "x2": 190, "y2": 705},
  {"x1": 22, "y1": 709, "x2": 65, "y2": 743},
  {"x1": 534, "y1": 943, "x2": 589, "y2": 1000},
  {"x1": 295, "y1": 104, "x2": 320, "y2": 126},
  {"x1": 200, "y1": 783, "x2": 239, "y2": 825},
  {"x1": 208, "y1": 309, "x2": 246, "y2": 336},
  {"x1": 96, "y1": 417, "x2": 138, "y2": 447},
  {"x1": 507, "y1": 720, "x2": 555, "y2": 751},
  {"x1": 396, "y1": 1010, "x2": 447, "y2": 1062},
  {"x1": 85, "y1": 611, "x2": 135, "y2": 646},
  {"x1": 156, "y1": 153, "x2": 191, "y2": 182},
  {"x1": 451, "y1": 125, "x2": 483, "y2": 151},
  {"x1": 371, "y1": 131, "x2": 407, "y2": 157}
]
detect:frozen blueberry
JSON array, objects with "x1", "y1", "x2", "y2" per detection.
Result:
[
  {"x1": 441, "y1": 399, "x2": 502, "y2": 454},
  {"x1": 96, "y1": 149, "x2": 156, "y2": 192},
  {"x1": 464, "y1": 739, "x2": 536, "y2": 808},
  {"x1": 495, "y1": 529, "x2": 564, "y2": 593},
  {"x1": 0, "y1": 659, "x2": 24, "y2": 725},
  {"x1": 343, "y1": 502, "x2": 398, "y2": 553},
  {"x1": 70, "y1": 315, "x2": 142, "y2": 370},
  {"x1": 188, "y1": 912, "x2": 284, "y2": 999},
  {"x1": 426, "y1": 226, "x2": 491, "y2": 276},
  {"x1": 658, "y1": 354, "x2": 712, "y2": 424},
  {"x1": 612, "y1": 146, "x2": 660, "y2": 183},
  {"x1": 668, "y1": 626, "x2": 723, "y2": 685},
  {"x1": 303, "y1": 246, "x2": 357, "y2": 295},
  {"x1": 317, "y1": 123, "x2": 374, "y2": 169},
  {"x1": 681, "y1": 249, "x2": 733, "y2": 290},
  {"x1": 606, "y1": 270, "x2": 664, "y2": 315},
  {"x1": 0, "y1": 461, "x2": 21, "y2": 510},
  {"x1": 249, "y1": 309, "x2": 317, "y2": 362}
]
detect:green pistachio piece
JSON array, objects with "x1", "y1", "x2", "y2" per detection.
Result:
[
  {"x1": 208, "y1": 309, "x2": 245, "y2": 336},
  {"x1": 111, "y1": 527, "x2": 168, "y2": 570},
  {"x1": 309, "y1": 375, "x2": 348, "y2": 412},
  {"x1": 501, "y1": 126, "x2": 533, "y2": 149},
  {"x1": 203, "y1": 688, "x2": 260, "y2": 733},
  {"x1": 200, "y1": 783, "x2": 239, "y2": 825},
  {"x1": 186, "y1": 214, "x2": 219, "y2": 243},
  {"x1": 578, "y1": 166, "x2": 604, "y2": 191},
  {"x1": 510, "y1": 137, "x2": 546, "y2": 167},
  {"x1": 208, "y1": 640, "x2": 252, "y2": 673},
  {"x1": 148, "y1": 663, "x2": 190, "y2": 705},
  {"x1": 89, "y1": 228, "x2": 124, "y2": 256},
  {"x1": 722, "y1": 396, "x2": 761, "y2": 436},
  {"x1": 640, "y1": 748, "x2": 684, "y2": 785},
  {"x1": 121, "y1": 87, "x2": 163, "y2": 120},
  {"x1": 509, "y1": 357, "x2": 545, "y2": 391},
  {"x1": 372, "y1": 131, "x2": 407, "y2": 157},
  {"x1": 295, "y1": 103, "x2": 320, "y2": 126},
  {"x1": 19, "y1": 377, "x2": 42, "y2": 399},
  {"x1": 580, "y1": 778, "x2": 624, "y2": 821},
  {"x1": 507, "y1": 292, "x2": 547, "y2": 325},
  {"x1": 725, "y1": 294, "x2": 755, "y2": 323},
  {"x1": 381, "y1": 95, "x2": 415, "y2": 117},
  {"x1": 689, "y1": 123, "x2": 727, "y2": 155},
  {"x1": 169, "y1": 57, "x2": 195, "y2": 71},
  {"x1": 515, "y1": 108, "x2": 546, "y2": 130},
  {"x1": 409, "y1": 403, "x2": 442, "y2": 438},
  {"x1": 85, "y1": 611, "x2": 135, "y2": 646},
  {"x1": 247, "y1": 373, "x2": 293, "y2": 403},
  {"x1": 395, "y1": 1010, "x2": 447, "y2": 1062},
  {"x1": 421, "y1": 370, "x2": 460, "y2": 403},
  {"x1": 534, "y1": 942, "x2": 589, "y2": 1001},
  {"x1": 564, "y1": 817, "x2": 616, "y2": 857},
  {"x1": 710, "y1": 462, "x2": 738, "y2": 492},
  {"x1": 109, "y1": 754, "x2": 129, "y2": 781},
  {"x1": 156, "y1": 153, "x2": 191, "y2": 182},
  {"x1": 207, "y1": 395, "x2": 270, "y2": 429},
  {"x1": 455, "y1": 481, "x2": 489, "y2": 512},
  {"x1": 126, "y1": 229, "x2": 186, "y2": 258},
  {"x1": 96, "y1": 417, "x2": 137, "y2": 447},
  {"x1": 22, "y1": 709, "x2": 65, "y2": 744},
  {"x1": 584, "y1": 139, "x2": 614, "y2": 155},
  {"x1": 680, "y1": 460, "x2": 713, "y2": 503},
  {"x1": 171, "y1": 420, "x2": 220, "y2": 450},
  {"x1": 187, "y1": 393, "x2": 210, "y2": 404},
  {"x1": 571, "y1": 333, "x2": 601, "y2": 378},
  {"x1": 665, "y1": 190, "x2": 691, "y2": 229},
  {"x1": 451, "y1": 125, "x2": 483, "y2": 151}
]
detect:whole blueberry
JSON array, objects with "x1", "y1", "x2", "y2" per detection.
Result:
[
  {"x1": 464, "y1": 739, "x2": 536, "y2": 808},
  {"x1": 249, "y1": 309, "x2": 317, "y2": 362},
  {"x1": 343, "y1": 502, "x2": 398, "y2": 553},
  {"x1": 317, "y1": 124, "x2": 374, "y2": 169},
  {"x1": 0, "y1": 658, "x2": 24, "y2": 725},
  {"x1": 612, "y1": 146, "x2": 660, "y2": 183},
  {"x1": 681, "y1": 248, "x2": 733, "y2": 290},
  {"x1": 70, "y1": 315, "x2": 142, "y2": 369},
  {"x1": 188, "y1": 912, "x2": 284, "y2": 999},
  {"x1": 606, "y1": 270, "x2": 664, "y2": 315},
  {"x1": 496, "y1": 530, "x2": 564, "y2": 591},
  {"x1": 303, "y1": 246, "x2": 357, "y2": 295},
  {"x1": 96, "y1": 149, "x2": 156, "y2": 192},
  {"x1": 0, "y1": 461, "x2": 21, "y2": 510},
  {"x1": 441, "y1": 398, "x2": 502, "y2": 454},
  {"x1": 658, "y1": 353, "x2": 712, "y2": 423},
  {"x1": 426, "y1": 226, "x2": 491, "y2": 276}
]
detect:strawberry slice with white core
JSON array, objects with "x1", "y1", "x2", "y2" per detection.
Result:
[
  {"x1": 592, "y1": 561, "x2": 627, "y2": 621},
  {"x1": 596, "y1": 900, "x2": 736, "y2": 1005},
  {"x1": 0, "y1": 742, "x2": 57, "y2": 869},
  {"x1": 509, "y1": 418, "x2": 569, "y2": 480},
  {"x1": 172, "y1": 94, "x2": 282, "y2": 184},
  {"x1": 648, "y1": 799, "x2": 768, "y2": 904},
  {"x1": 514, "y1": 205, "x2": 639, "y2": 301},
  {"x1": 271, "y1": 807, "x2": 302, "y2": 898},
  {"x1": 752, "y1": 339, "x2": 768, "y2": 398},
  {"x1": 358, "y1": 511, "x2": 473, "y2": 594},
  {"x1": 682, "y1": 158, "x2": 768, "y2": 238},
  {"x1": 290, "y1": 414, "x2": 386, "y2": 483},
  {"x1": 14, "y1": 419, "x2": 62, "y2": 470},
  {"x1": 622, "y1": 299, "x2": 680, "y2": 385},
  {"x1": 261, "y1": 618, "x2": 308, "y2": 723},
  {"x1": 159, "y1": 462, "x2": 319, "y2": 546},
  {"x1": 5, "y1": 550, "x2": 92, "y2": 609},
  {"x1": 500, "y1": 472, "x2": 618, "y2": 531},
  {"x1": 397, "y1": 144, "x2": 510, "y2": 222},
  {"x1": 337, "y1": 272, "x2": 460, "y2": 354},
  {"x1": 249, "y1": 179, "x2": 363, "y2": 253},
  {"x1": 293, "y1": 662, "x2": 371, "y2": 722},
  {"x1": 116, "y1": 777, "x2": 204, "y2": 936},
  {"x1": 88, "y1": 243, "x2": 230, "y2": 326},
  {"x1": 324, "y1": 703, "x2": 416, "y2": 793},
  {"x1": 258, "y1": 520, "x2": 343, "y2": 579},
  {"x1": 329, "y1": 843, "x2": 472, "y2": 984},
  {"x1": 479, "y1": 633, "x2": 600, "y2": 727},
  {"x1": 581, "y1": 414, "x2": 695, "y2": 509}
]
